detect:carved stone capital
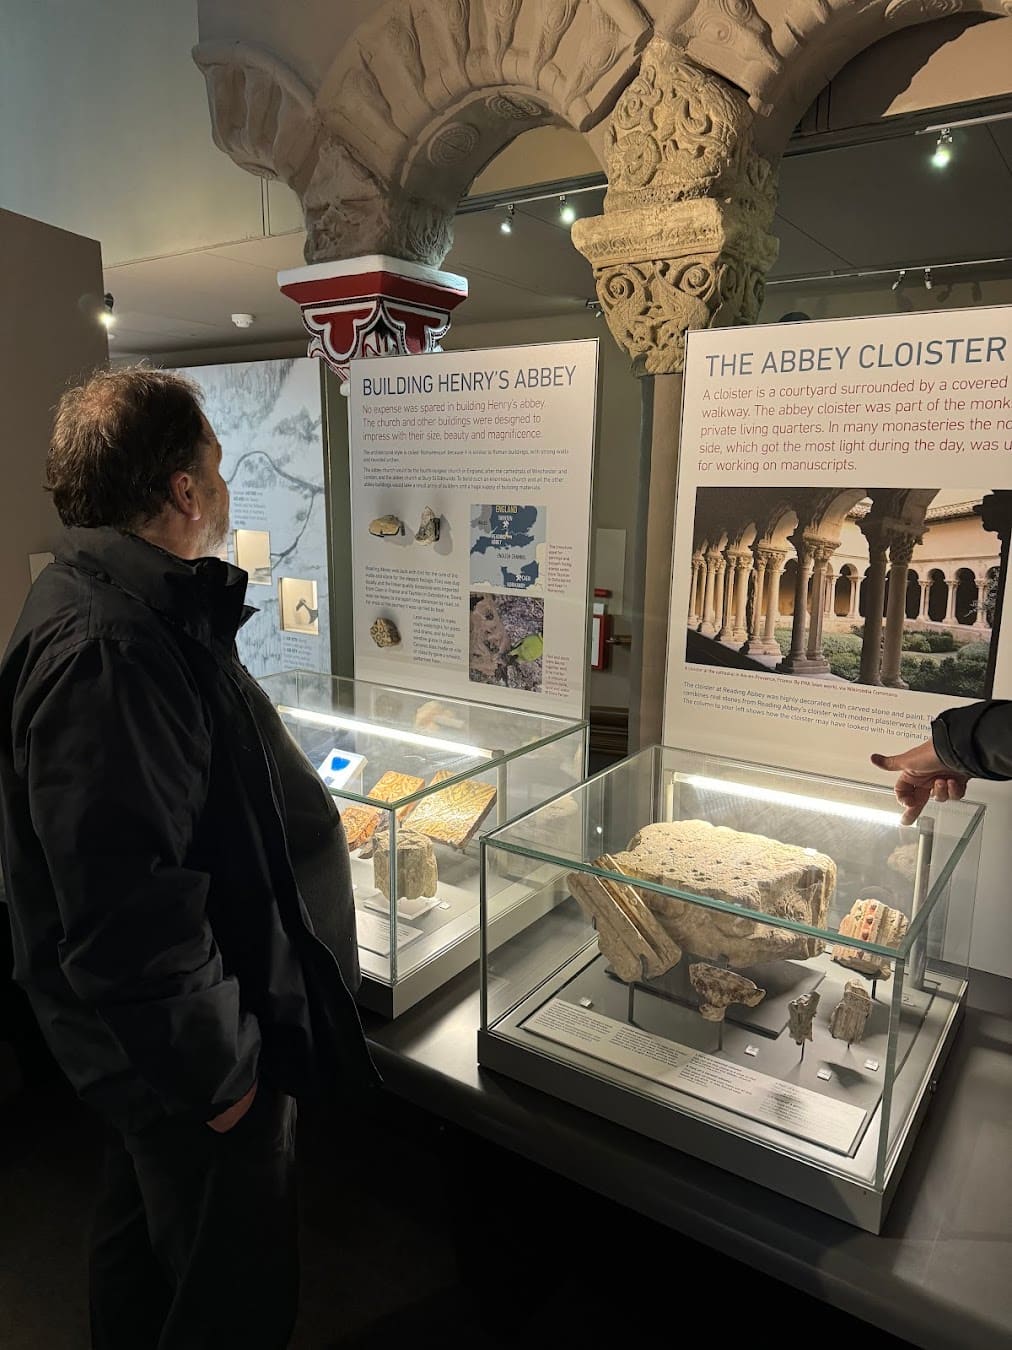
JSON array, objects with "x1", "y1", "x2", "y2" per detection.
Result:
[
  {"x1": 572, "y1": 42, "x2": 777, "y2": 374},
  {"x1": 888, "y1": 532, "x2": 921, "y2": 566}
]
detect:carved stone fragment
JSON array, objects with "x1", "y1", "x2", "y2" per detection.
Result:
[
  {"x1": 373, "y1": 828, "x2": 438, "y2": 902},
  {"x1": 369, "y1": 514, "x2": 405, "y2": 538},
  {"x1": 829, "y1": 981, "x2": 873, "y2": 1045},
  {"x1": 601, "y1": 820, "x2": 834, "y2": 966},
  {"x1": 407, "y1": 769, "x2": 497, "y2": 850},
  {"x1": 568, "y1": 857, "x2": 682, "y2": 983},
  {"x1": 832, "y1": 899, "x2": 909, "y2": 982},
  {"x1": 688, "y1": 963, "x2": 766, "y2": 1023},
  {"x1": 369, "y1": 618, "x2": 401, "y2": 647},
  {"x1": 415, "y1": 507, "x2": 441, "y2": 545},
  {"x1": 788, "y1": 990, "x2": 821, "y2": 1046}
]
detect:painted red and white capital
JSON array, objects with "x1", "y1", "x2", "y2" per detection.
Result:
[{"x1": 277, "y1": 255, "x2": 468, "y2": 387}]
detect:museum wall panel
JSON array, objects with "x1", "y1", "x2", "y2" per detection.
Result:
[{"x1": 0, "y1": 209, "x2": 107, "y2": 649}]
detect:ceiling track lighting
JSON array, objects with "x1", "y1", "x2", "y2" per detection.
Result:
[
  {"x1": 931, "y1": 127, "x2": 953, "y2": 169},
  {"x1": 924, "y1": 268, "x2": 933, "y2": 291},
  {"x1": 99, "y1": 292, "x2": 115, "y2": 330},
  {"x1": 559, "y1": 194, "x2": 577, "y2": 226},
  {"x1": 891, "y1": 270, "x2": 906, "y2": 291},
  {"x1": 500, "y1": 203, "x2": 515, "y2": 235}
]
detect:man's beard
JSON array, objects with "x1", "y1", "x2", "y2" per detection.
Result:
[{"x1": 200, "y1": 497, "x2": 230, "y2": 559}]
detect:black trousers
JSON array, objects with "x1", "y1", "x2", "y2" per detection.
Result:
[{"x1": 88, "y1": 1087, "x2": 298, "y2": 1350}]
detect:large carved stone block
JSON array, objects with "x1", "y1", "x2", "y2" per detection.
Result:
[{"x1": 602, "y1": 820, "x2": 834, "y2": 966}]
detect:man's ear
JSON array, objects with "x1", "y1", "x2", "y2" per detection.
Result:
[{"x1": 167, "y1": 467, "x2": 201, "y2": 522}]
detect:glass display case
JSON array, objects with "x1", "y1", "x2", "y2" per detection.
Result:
[
  {"x1": 479, "y1": 745, "x2": 984, "y2": 1231},
  {"x1": 260, "y1": 672, "x2": 587, "y2": 1016}
]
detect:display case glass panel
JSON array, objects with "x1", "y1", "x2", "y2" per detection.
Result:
[
  {"x1": 260, "y1": 671, "x2": 587, "y2": 1015},
  {"x1": 480, "y1": 745, "x2": 983, "y2": 1230}
]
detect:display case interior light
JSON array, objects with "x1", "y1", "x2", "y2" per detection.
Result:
[
  {"x1": 680, "y1": 774, "x2": 904, "y2": 827},
  {"x1": 277, "y1": 704, "x2": 495, "y2": 761}
]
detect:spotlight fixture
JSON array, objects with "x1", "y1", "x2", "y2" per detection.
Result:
[
  {"x1": 559, "y1": 195, "x2": 576, "y2": 226},
  {"x1": 585, "y1": 299, "x2": 603, "y2": 320},
  {"x1": 231, "y1": 313, "x2": 255, "y2": 329},
  {"x1": 500, "y1": 204, "x2": 515, "y2": 235},
  {"x1": 924, "y1": 268, "x2": 933, "y2": 291},
  {"x1": 99, "y1": 292, "x2": 115, "y2": 328},
  {"x1": 891, "y1": 269, "x2": 906, "y2": 292},
  {"x1": 931, "y1": 128, "x2": 953, "y2": 169}
]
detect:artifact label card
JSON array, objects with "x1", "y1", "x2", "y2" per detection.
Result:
[
  {"x1": 348, "y1": 341, "x2": 598, "y2": 719},
  {"x1": 665, "y1": 306, "x2": 1012, "y2": 977},
  {"x1": 355, "y1": 910, "x2": 423, "y2": 958},
  {"x1": 524, "y1": 998, "x2": 867, "y2": 1155}
]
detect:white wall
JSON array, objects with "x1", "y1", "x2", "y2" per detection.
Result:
[{"x1": 0, "y1": 0, "x2": 266, "y2": 266}]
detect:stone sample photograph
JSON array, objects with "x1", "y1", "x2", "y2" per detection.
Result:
[
  {"x1": 369, "y1": 617, "x2": 401, "y2": 647},
  {"x1": 369, "y1": 513, "x2": 405, "y2": 538},
  {"x1": 469, "y1": 591, "x2": 544, "y2": 692}
]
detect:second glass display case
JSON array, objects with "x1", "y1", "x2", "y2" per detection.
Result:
[
  {"x1": 261, "y1": 672, "x2": 587, "y2": 1016},
  {"x1": 479, "y1": 745, "x2": 983, "y2": 1231}
]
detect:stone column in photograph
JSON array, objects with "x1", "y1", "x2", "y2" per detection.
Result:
[
  {"x1": 761, "y1": 550, "x2": 788, "y2": 654},
  {"x1": 881, "y1": 533, "x2": 920, "y2": 689},
  {"x1": 974, "y1": 578, "x2": 990, "y2": 629},
  {"x1": 944, "y1": 576, "x2": 959, "y2": 624},
  {"x1": 712, "y1": 556, "x2": 728, "y2": 636},
  {"x1": 745, "y1": 550, "x2": 769, "y2": 654},
  {"x1": 688, "y1": 552, "x2": 705, "y2": 626},
  {"x1": 700, "y1": 551, "x2": 720, "y2": 636},
  {"x1": 858, "y1": 524, "x2": 890, "y2": 686},
  {"x1": 778, "y1": 536, "x2": 816, "y2": 675},
  {"x1": 918, "y1": 579, "x2": 931, "y2": 621},
  {"x1": 731, "y1": 550, "x2": 752, "y2": 644},
  {"x1": 801, "y1": 542, "x2": 836, "y2": 675},
  {"x1": 848, "y1": 574, "x2": 861, "y2": 620}
]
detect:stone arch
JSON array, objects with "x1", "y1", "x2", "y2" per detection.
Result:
[
  {"x1": 927, "y1": 567, "x2": 949, "y2": 622},
  {"x1": 955, "y1": 566, "x2": 978, "y2": 624},
  {"x1": 652, "y1": 1, "x2": 1012, "y2": 158},
  {"x1": 314, "y1": 0, "x2": 649, "y2": 206},
  {"x1": 905, "y1": 567, "x2": 922, "y2": 620},
  {"x1": 835, "y1": 562, "x2": 859, "y2": 618}
]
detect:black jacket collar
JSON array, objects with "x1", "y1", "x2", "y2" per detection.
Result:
[{"x1": 56, "y1": 527, "x2": 252, "y2": 651}]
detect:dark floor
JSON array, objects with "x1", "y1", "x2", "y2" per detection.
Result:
[{"x1": 0, "y1": 1065, "x2": 920, "y2": 1350}]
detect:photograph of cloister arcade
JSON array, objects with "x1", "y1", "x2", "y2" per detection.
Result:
[{"x1": 685, "y1": 487, "x2": 1007, "y2": 700}]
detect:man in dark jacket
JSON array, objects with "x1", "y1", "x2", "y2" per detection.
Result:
[
  {"x1": 872, "y1": 701, "x2": 1012, "y2": 822},
  {"x1": 0, "y1": 368, "x2": 377, "y2": 1350}
]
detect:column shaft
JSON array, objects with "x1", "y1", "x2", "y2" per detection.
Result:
[
  {"x1": 859, "y1": 548, "x2": 889, "y2": 686},
  {"x1": 881, "y1": 553, "x2": 913, "y2": 688}
]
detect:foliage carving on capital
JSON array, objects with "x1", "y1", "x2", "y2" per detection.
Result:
[{"x1": 573, "y1": 41, "x2": 777, "y2": 374}]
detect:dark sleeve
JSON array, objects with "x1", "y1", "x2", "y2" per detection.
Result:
[
  {"x1": 931, "y1": 699, "x2": 1012, "y2": 780},
  {"x1": 22, "y1": 639, "x2": 260, "y2": 1119}
]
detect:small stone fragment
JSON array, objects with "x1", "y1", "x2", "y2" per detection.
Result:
[
  {"x1": 829, "y1": 981, "x2": 873, "y2": 1044},
  {"x1": 370, "y1": 617, "x2": 401, "y2": 648},
  {"x1": 369, "y1": 514, "x2": 404, "y2": 538},
  {"x1": 832, "y1": 898, "x2": 908, "y2": 981},
  {"x1": 373, "y1": 828, "x2": 438, "y2": 902},
  {"x1": 415, "y1": 506, "x2": 441, "y2": 545},
  {"x1": 688, "y1": 963, "x2": 766, "y2": 1022},
  {"x1": 788, "y1": 990, "x2": 821, "y2": 1046}
]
